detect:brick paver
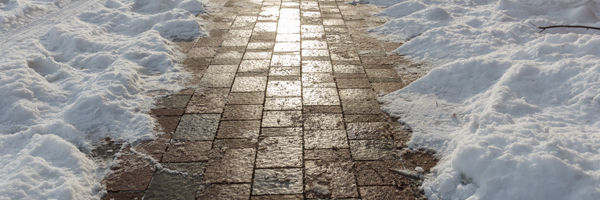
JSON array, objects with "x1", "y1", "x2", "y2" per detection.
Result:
[{"x1": 101, "y1": 0, "x2": 438, "y2": 199}]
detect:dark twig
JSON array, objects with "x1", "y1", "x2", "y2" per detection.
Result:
[{"x1": 529, "y1": 22, "x2": 600, "y2": 33}]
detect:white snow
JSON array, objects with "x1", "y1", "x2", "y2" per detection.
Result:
[
  {"x1": 370, "y1": 0, "x2": 600, "y2": 199},
  {"x1": 0, "y1": 0, "x2": 206, "y2": 199}
]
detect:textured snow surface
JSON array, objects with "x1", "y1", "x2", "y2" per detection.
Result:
[
  {"x1": 0, "y1": 0, "x2": 206, "y2": 199},
  {"x1": 372, "y1": 0, "x2": 600, "y2": 199}
]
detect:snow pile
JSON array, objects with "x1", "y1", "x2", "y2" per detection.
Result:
[
  {"x1": 0, "y1": 0, "x2": 71, "y2": 32},
  {"x1": 371, "y1": 0, "x2": 600, "y2": 199},
  {"x1": 0, "y1": 0, "x2": 206, "y2": 199}
]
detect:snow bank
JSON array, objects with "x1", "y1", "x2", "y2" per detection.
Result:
[
  {"x1": 372, "y1": 0, "x2": 600, "y2": 199},
  {"x1": 0, "y1": 0, "x2": 206, "y2": 199}
]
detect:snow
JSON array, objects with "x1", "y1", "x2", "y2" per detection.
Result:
[
  {"x1": 369, "y1": 0, "x2": 600, "y2": 199},
  {"x1": 0, "y1": 0, "x2": 206, "y2": 199}
]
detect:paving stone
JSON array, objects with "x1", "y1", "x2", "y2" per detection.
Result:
[
  {"x1": 365, "y1": 69, "x2": 401, "y2": 78},
  {"x1": 303, "y1": 88, "x2": 340, "y2": 105},
  {"x1": 342, "y1": 100, "x2": 382, "y2": 115},
  {"x1": 206, "y1": 65, "x2": 238, "y2": 73},
  {"x1": 248, "y1": 42, "x2": 275, "y2": 50},
  {"x1": 360, "y1": 56, "x2": 392, "y2": 65},
  {"x1": 344, "y1": 114, "x2": 391, "y2": 123},
  {"x1": 349, "y1": 140, "x2": 402, "y2": 161},
  {"x1": 302, "y1": 60, "x2": 332, "y2": 73},
  {"x1": 198, "y1": 184, "x2": 251, "y2": 199},
  {"x1": 302, "y1": 49, "x2": 329, "y2": 57},
  {"x1": 339, "y1": 89, "x2": 376, "y2": 101},
  {"x1": 227, "y1": 29, "x2": 253, "y2": 37},
  {"x1": 244, "y1": 52, "x2": 273, "y2": 60},
  {"x1": 304, "y1": 130, "x2": 349, "y2": 149},
  {"x1": 301, "y1": 25, "x2": 325, "y2": 32},
  {"x1": 347, "y1": 122, "x2": 404, "y2": 140},
  {"x1": 359, "y1": 186, "x2": 413, "y2": 200},
  {"x1": 334, "y1": 73, "x2": 368, "y2": 79},
  {"x1": 252, "y1": 168, "x2": 304, "y2": 195},
  {"x1": 239, "y1": 60, "x2": 270, "y2": 73},
  {"x1": 217, "y1": 120, "x2": 261, "y2": 139},
  {"x1": 213, "y1": 139, "x2": 258, "y2": 149},
  {"x1": 336, "y1": 78, "x2": 371, "y2": 89},
  {"x1": 173, "y1": 114, "x2": 220, "y2": 141},
  {"x1": 198, "y1": 73, "x2": 236, "y2": 88},
  {"x1": 363, "y1": 64, "x2": 395, "y2": 69},
  {"x1": 276, "y1": 34, "x2": 301, "y2": 42},
  {"x1": 266, "y1": 81, "x2": 301, "y2": 97},
  {"x1": 186, "y1": 88, "x2": 229, "y2": 114},
  {"x1": 155, "y1": 95, "x2": 191, "y2": 109},
  {"x1": 260, "y1": 127, "x2": 303, "y2": 137},
  {"x1": 134, "y1": 133, "x2": 172, "y2": 154},
  {"x1": 231, "y1": 76, "x2": 268, "y2": 92},
  {"x1": 228, "y1": 92, "x2": 265, "y2": 105},
  {"x1": 204, "y1": 148, "x2": 256, "y2": 183},
  {"x1": 271, "y1": 53, "x2": 301, "y2": 66},
  {"x1": 154, "y1": 116, "x2": 181, "y2": 133},
  {"x1": 333, "y1": 64, "x2": 365, "y2": 74},
  {"x1": 102, "y1": 192, "x2": 144, "y2": 200},
  {"x1": 302, "y1": 40, "x2": 328, "y2": 50},
  {"x1": 323, "y1": 19, "x2": 345, "y2": 26},
  {"x1": 90, "y1": 143, "x2": 123, "y2": 160},
  {"x1": 274, "y1": 42, "x2": 301, "y2": 52},
  {"x1": 189, "y1": 47, "x2": 218, "y2": 58},
  {"x1": 104, "y1": 155, "x2": 155, "y2": 191},
  {"x1": 212, "y1": 51, "x2": 244, "y2": 65},
  {"x1": 250, "y1": 194, "x2": 304, "y2": 200},
  {"x1": 162, "y1": 162, "x2": 207, "y2": 175},
  {"x1": 304, "y1": 149, "x2": 352, "y2": 161},
  {"x1": 222, "y1": 105, "x2": 263, "y2": 120},
  {"x1": 270, "y1": 66, "x2": 301, "y2": 76},
  {"x1": 302, "y1": 73, "x2": 336, "y2": 88},
  {"x1": 302, "y1": 105, "x2": 342, "y2": 114},
  {"x1": 264, "y1": 97, "x2": 302, "y2": 110},
  {"x1": 149, "y1": 109, "x2": 185, "y2": 116},
  {"x1": 327, "y1": 34, "x2": 353, "y2": 44},
  {"x1": 401, "y1": 151, "x2": 439, "y2": 172},
  {"x1": 305, "y1": 161, "x2": 358, "y2": 198},
  {"x1": 371, "y1": 82, "x2": 406, "y2": 93},
  {"x1": 162, "y1": 141, "x2": 212, "y2": 162},
  {"x1": 303, "y1": 113, "x2": 344, "y2": 130},
  {"x1": 144, "y1": 163, "x2": 205, "y2": 200},
  {"x1": 262, "y1": 111, "x2": 303, "y2": 127},
  {"x1": 256, "y1": 136, "x2": 303, "y2": 168}
]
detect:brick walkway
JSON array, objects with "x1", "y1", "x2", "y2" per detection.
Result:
[{"x1": 101, "y1": 0, "x2": 437, "y2": 199}]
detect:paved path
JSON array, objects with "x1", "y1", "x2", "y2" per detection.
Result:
[{"x1": 102, "y1": 0, "x2": 436, "y2": 199}]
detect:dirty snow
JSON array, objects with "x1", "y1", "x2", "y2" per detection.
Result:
[
  {"x1": 0, "y1": 0, "x2": 206, "y2": 199},
  {"x1": 370, "y1": 0, "x2": 600, "y2": 199}
]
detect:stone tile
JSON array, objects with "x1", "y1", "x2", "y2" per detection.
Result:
[
  {"x1": 228, "y1": 92, "x2": 265, "y2": 105},
  {"x1": 104, "y1": 155, "x2": 155, "y2": 191},
  {"x1": 304, "y1": 161, "x2": 358, "y2": 198},
  {"x1": 155, "y1": 95, "x2": 191, "y2": 109},
  {"x1": 401, "y1": 151, "x2": 439, "y2": 172},
  {"x1": 102, "y1": 192, "x2": 144, "y2": 200},
  {"x1": 251, "y1": 32, "x2": 277, "y2": 41},
  {"x1": 144, "y1": 163, "x2": 205, "y2": 200},
  {"x1": 304, "y1": 130, "x2": 349, "y2": 149},
  {"x1": 271, "y1": 53, "x2": 301, "y2": 66},
  {"x1": 269, "y1": 66, "x2": 301, "y2": 76},
  {"x1": 134, "y1": 133, "x2": 172, "y2": 154},
  {"x1": 276, "y1": 34, "x2": 301, "y2": 42},
  {"x1": 302, "y1": 40, "x2": 328, "y2": 49},
  {"x1": 329, "y1": 48, "x2": 360, "y2": 63},
  {"x1": 256, "y1": 136, "x2": 303, "y2": 168},
  {"x1": 90, "y1": 143, "x2": 122, "y2": 160},
  {"x1": 244, "y1": 52, "x2": 273, "y2": 60},
  {"x1": 203, "y1": 148, "x2": 256, "y2": 183},
  {"x1": 217, "y1": 120, "x2": 261, "y2": 139},
  {"x1": 162, "y1": 141, "x2": 212, "y2": 162},
  {"x1": 232, "y1": 76, "x2": 268, "y2": 92},
  {"x1": 303, "y1": 114, "x2": 344, "y2": 130},
  {"x1": 162, "y1": 162, "x2": 206, "y2": 175},
  {"x1": 346, "y1": 122, "x2": 402, "y2": 140},
  {"x1": 222, "y1": 37, "x2": 250, "y2": 46},
  {"x1": 173, "y1": 114, "x2": 220, "y2": 141},
  {"x1": 302, "y1": 105, "x2": 342, "y2": 114},
  {"x1": 248, "y1": 42, "x2": 275, "y2": 50},
  {"x1": 186, "y1": 88, "x2": 229, "y2": 114},
  {"x1": 323, "y1": 19, "x2": 345, "y2": 26},
  {"x1": 239, "y1": 60, "x2": 271, "y2": 73},
  {"x1": 302, "y1": 49, "x2": 329, "y2": 57},
  {"x1": 355, "y1": 161, "x2": 408, "y2": 186},
  {"x1": 212, "y1": 51, "x2": 244, "y2": 65},
  {"x1": 361, "y1": 56, "x2": 393, "y2": 65},
  {"x1": 333, "y1": 65, "x2": 365, "y2": 74},
  {"x1": 264, "y1": 97, "x2": 302, "y2": 110},
  {"x1": 303, "y1": 88, "x2": 340, "y2": 105},
  {"x1": 338, "y1": 89, "x2": 376, "y2": 101},
  {"x1": 189, "y1": 47, "x2": 218, "y2": 58},
  {"x1": 327, "y1": 34, "x2": 353, "y2": 44},
  {"x1": 198, "y1": 184, "x2": 251, "y2": 199},
  {"x1": 336, "y1": 78, "x2": 371, "y2": 89},
  {"x1": 365, "y1": 69, "x2": 400, "y2": 78},
  {"x1": 262, "y1": 111, "x2": 303, "y2": 127},
  {"x1": 206, "y1": 65, "x2": 238, "y2": 73},
  {"x1": 252, "y1": 168, "x2": 304, "y2": 195},
  {"x1": 274, "y1": 42, "x2": 301, "y2": 52},
  {"x1": 222, "y1": 105, "x2": 263, "y2": 120},
  {"x1": 359, "y1": 186, "x2": 413, "y2": 200},
  {"x1": 342, "y1": 100, "x2": 382, "y2": 115},
  {"x1": 149, "y1": 109, "x2": 185, "y2": 116},
  {"x1": 334, "y1": 73, "x2": 368, "y2": 79},
  {"x1": 344, "y1": 114, "x2": 392, "y2": 123},
  {"x1": 349, "y1": 140, "x2": 401, "y2": 161},
  {"x1": 260, "y1": 127, "x2": 303, "y2": 137},
  {"x1": 154, "y1": 116, "x2": 181, "y2": 133},
  {"x1": 302, "y1": 73, "x2": 336, "y2": 88},
  {"x1": 302, "y1": 60, "x2": 332, "y2": 73},
  {"x1": 304, "y1": 149, "x2": 352, "y2": 161},
  {"x1": 227, "y1": 29, "x2": 253, "y2": 37},
  {"x1": 198, "y1": 73, "x2": 236, "y2": 88},
  {"x1": 301, "y1": 25, "x2": 325, "y2": 33},
  {"x1": 266, "y1": 81, "x2": 302, "y2": 97},
  {"x1": 371, "y1": 82, "x2": 406, "y2": 93},
  {"x1": 250, "y1": 194, "x2": 304, "y2": 200}
]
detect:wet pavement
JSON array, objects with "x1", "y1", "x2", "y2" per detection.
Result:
[{"x1": 101, "y1": 0, "x2": 437, "y2": 199}]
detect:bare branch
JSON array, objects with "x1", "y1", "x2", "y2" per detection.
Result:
[{"x1": 532, "y1": 24, "x2": 600, "y2": 33}]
